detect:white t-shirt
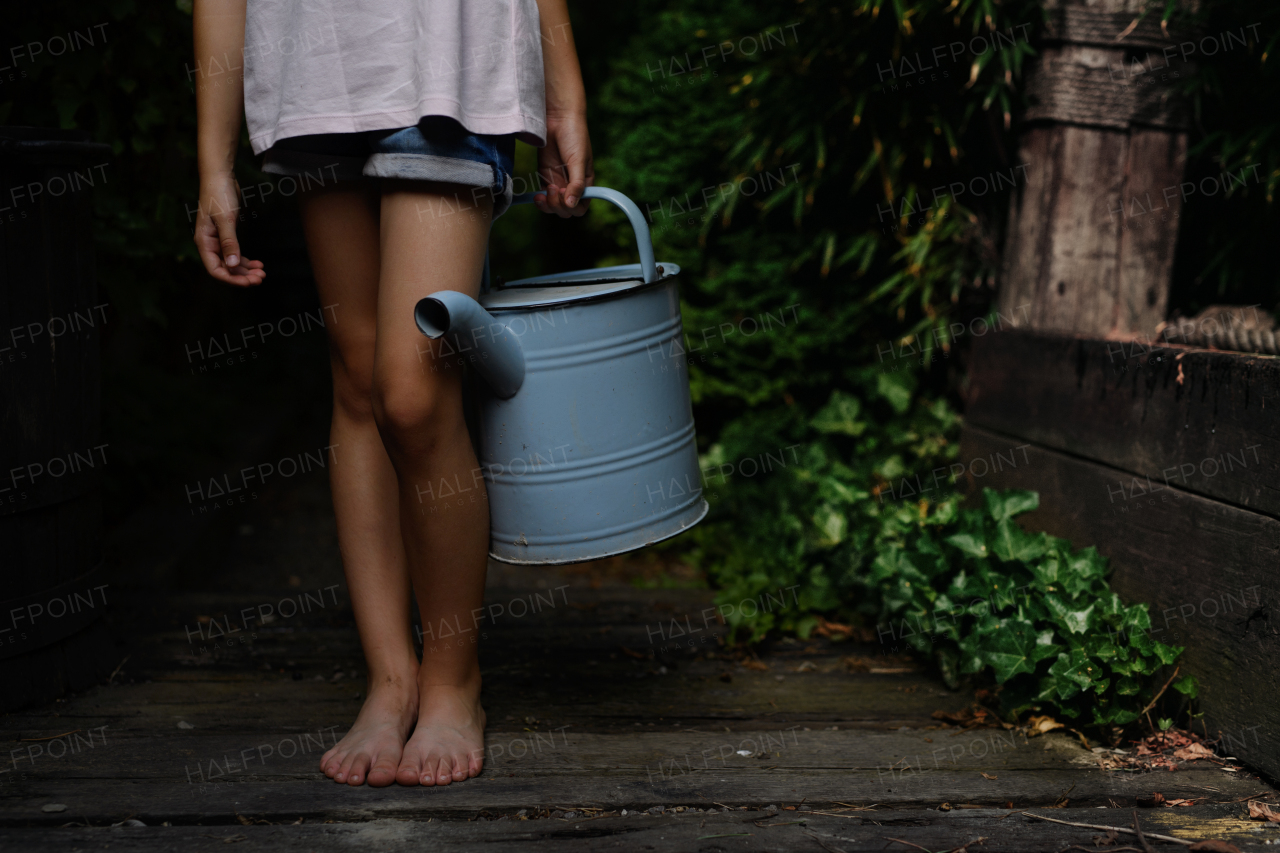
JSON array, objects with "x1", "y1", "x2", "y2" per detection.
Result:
[{"x1": 242, "y1": 0, "x2": 547, "y2": 154}]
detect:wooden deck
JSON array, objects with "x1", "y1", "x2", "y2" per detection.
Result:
[{"x1": 2, "y1": 472, "x2": 1277, "y2": 851}]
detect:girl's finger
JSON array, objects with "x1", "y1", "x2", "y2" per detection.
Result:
[
  {"x1": 215, "y1": 216, "x2": 243, "y2": 269},
  {"x1": 564, "y1": 158, "x2": 588, "y2": 209}
]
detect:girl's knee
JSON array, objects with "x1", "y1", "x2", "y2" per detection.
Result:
[{"x1": 371, "y1": 373, "x2": 460, "y2": 452}]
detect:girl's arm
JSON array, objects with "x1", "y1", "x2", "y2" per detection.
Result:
[
  {"x1": 193, "y1": 0, "x2": 265, "y2": 285},
  {"x1": 532, "y1": 0, "x2": 594, "y2": 218}
]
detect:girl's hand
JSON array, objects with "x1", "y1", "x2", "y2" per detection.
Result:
[
  {"x1": 535, "y1": 109, "x2": 593, "y2": 218},
  {"x1": 194, "y1": 172, "x2": 265, "y2": 286}
]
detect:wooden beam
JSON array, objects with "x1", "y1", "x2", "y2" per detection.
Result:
[{"x1": 965, "y1": 329, "x2": 1280, "y2": 518}]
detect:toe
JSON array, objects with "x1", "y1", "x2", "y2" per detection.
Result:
[
  {"x1": 346, "y1": 752, "x2": 372, "y2": 786},
  {"x1": 367, "y1": 754, "x2": 399, "y2": 788},
  {"x1": 334, "y1": 753, "x2": 355, "y2": 784},
  {"x1": 435, "y1": 757, "x2": 453, "y2": 786},
  {"x1": 451, "y1": 755, "x2": 467, "y2": 782},
  {"x1": 468, "y1": 749, "x2": 484, "y2": 778},
  {"x1": 395, "y1": 750, "x2": 422, "y2": 787}
]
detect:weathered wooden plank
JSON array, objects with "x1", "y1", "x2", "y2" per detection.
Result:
[
  {"x1": 0, "y1": 808, "x2": 1270, "y2": 853},
  {"x1": 0, "y1": 729, "x2": 1104, "y2": 780},
  {"x1": 959, "y1": 424, "x2": 1280, "y2": 781},
  {"x1": 965, "y1": 329, "x2": 1280, "y2": 517},
  {"x1": 0, "y1": 658, "x2": 962, "y2": 738},
  {"x1": 0, "y1": 768, "x2": 1261, "y2": 826}
]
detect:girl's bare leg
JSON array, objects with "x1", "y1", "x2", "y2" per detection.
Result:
[
  {"x1": 301, "y1": 185, "x2": 421, "y2": 788},
  {"x1": 371, "y1": 183, "x2": 493, "y2": 787}
]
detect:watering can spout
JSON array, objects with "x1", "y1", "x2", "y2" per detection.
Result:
[{"x1": 414, "y1": 291, "x2": 526, "y2": 399}]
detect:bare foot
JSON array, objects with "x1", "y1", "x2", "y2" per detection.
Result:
[
  {"x1": 395, "y1": 678, "x2": 486, "y2": 786},
  {"x1": 321, "y1": 669, "x2": 418, "y2": 787}
]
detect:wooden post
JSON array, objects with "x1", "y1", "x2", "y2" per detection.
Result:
[{"x1": 997, "y1": 0, "x2": 1193, "y2": 338}]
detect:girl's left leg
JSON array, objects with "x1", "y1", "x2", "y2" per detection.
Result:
[{"x1": 369, "y1": 182, "x2": 494, "y2": 787}]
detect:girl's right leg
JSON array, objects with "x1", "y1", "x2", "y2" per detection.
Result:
[{"x1": 299, "y1": 184, "x2": 421, "y2": 787}]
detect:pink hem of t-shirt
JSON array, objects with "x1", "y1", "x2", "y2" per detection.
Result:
[{"x1": 249, "y1": 100, "x2": 547, "y2": 155}]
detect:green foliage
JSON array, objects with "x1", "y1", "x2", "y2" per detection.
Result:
[
  {"x1": 684, "y1": 368, "x2": 958, "y2": 641},
  {"x1": 593, "y1": 0, "x2": 1233, "y2": 729},
  {"x1": 867, "y1": 488, "x2": 1192, "y2": 726}
]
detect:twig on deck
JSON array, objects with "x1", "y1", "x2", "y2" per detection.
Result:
[
  {"x1": 1020, "y1": 812, "x2": 1194, "y2": 846},
  {"x1": 1131, "y1": 810, "x2": 1156, "y2": 853},
  {"x1": 108, "y1": 655, "x2": 131, "y2": 684},
  {"x1": 885, "y1": 838, "x2": 933, "y2": 852},
  {"x1": 20, "y1": 730, "x2": 80, "y2": 742},
  {"x1": 808, "y1": 812, "x2": 869, "y2": 819}
]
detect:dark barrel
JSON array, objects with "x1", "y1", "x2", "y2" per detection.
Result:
[{"x1": 0, "y1": 127, "x2": 117, "y2": 710}]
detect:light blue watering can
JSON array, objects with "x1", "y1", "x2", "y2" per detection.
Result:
[{"x1": 414, "y1": 187, "x2": 708, "y2": 564}]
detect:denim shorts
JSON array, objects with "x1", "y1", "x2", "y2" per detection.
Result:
[{"x1": 262, "y1": 116, "x2": 517, "y2": 216}]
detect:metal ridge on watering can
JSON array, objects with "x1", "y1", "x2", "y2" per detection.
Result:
[{"x1": 413, "y1": 187, "x2": 708, "y2": 565}]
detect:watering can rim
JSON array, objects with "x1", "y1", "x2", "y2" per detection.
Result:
[{"x1": 479, "y1": 262, "x2": 680, "y2": 312}]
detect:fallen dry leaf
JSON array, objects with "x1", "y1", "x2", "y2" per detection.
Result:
[
  {"x1": 841, "y1": 656, "x2": 871, "y2": 673},
  {"x1": 930, "y1": 704, "x2": 1004, "y2": 730},
  {"x1": 1173, "y1": 743, "x2": 1215, "y2": 761},
  {"x1": 812, "y1": 616, "x2": 856, "y2": 640},
  {"x1": 1136, "y1": 792, "x2": 1166, "y2": 808},
  {"x1": 1188, "y1": 841, "x2": 1241, "y2": 853},
  {"x1": 1249, "y1": 800, "x2": 1280, "y2": 823},
  {"x1": 1026, "y1": 715, "x2": 1064, "y2": 736},
  {"x1": 743, "y1": 658, "x2": 770, "y2": 672},
  {"x1": 980, "y1": 773, "x2": 997, "y2": 780}
]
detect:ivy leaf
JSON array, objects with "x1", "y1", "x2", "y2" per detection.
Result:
[
  {"x1": 945, "y1": 532, "x2": 989, "y2": 559},
  {"x1": 982, "y1": 618, "x2": 1042, "y2": 682},
  {"x1": 1172, "y1": 675, "x2": 1199, "y2": 698},
  {"x1": 1108, "y1": 708, "x2": 1141, "y2": 726},
  {"x1": 1115, "y1": 676, "x2": 1141, "y2": 696},
  {"x1": 1043, "y1": 596, "x2": 1095, "y2": 635},
  {"x1": 990, "y1": 517, "x2": 1048, "y2": 563},
  {"x1": 1063, "y1": 547, "x2": 1109, "y2": 594},
  {"x1": 1121, "y1": 606, "x2": 1152, "y2": 632},
  {"x1": 1030, "y1": 552, "x2": 1060, "y2": 588},
  {"x1": 1152, "y1": 642, "x2": 1183, "y2": 666},
  {"x1": 982, "y1": 488, "x2": 1039, "y2": 522},
  {"x1": 1047, "y1": 648, "x2": 1094, "y2": 698}
]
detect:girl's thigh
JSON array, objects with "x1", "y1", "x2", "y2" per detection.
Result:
[
  {"x1": 372, "y1": 181, "x2": 494, "y2": 409},
  {"x1": 298, "y1": 184, "x2": 382, "y2": 385}
]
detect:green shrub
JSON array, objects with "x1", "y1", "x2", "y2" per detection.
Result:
[{"x1": 866, "y1": 488, "x2": 1197, "y2": 726}]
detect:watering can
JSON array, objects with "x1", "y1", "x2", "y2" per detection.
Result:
[{"x1": 413, "y1": 187, "x2": 708, "y2": 564}]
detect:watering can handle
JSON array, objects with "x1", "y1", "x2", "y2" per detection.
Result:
[{"x1": 499, "y1": 187, "x2": 659, "y2": 286}]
